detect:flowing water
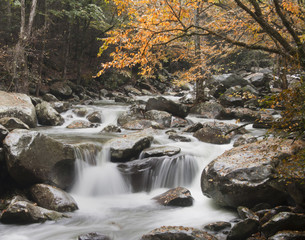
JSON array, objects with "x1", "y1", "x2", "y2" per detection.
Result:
[{"x1": 0, "y1": 98, "x2": 264, "y2": 240}]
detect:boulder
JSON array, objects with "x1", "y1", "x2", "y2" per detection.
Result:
[
  {"x1": 193, "y1": 122, "x2": 246, "y2": 145},
  {"x1": 66, "y1": 120, "x2": 94, "y2": 129},
  {"x1": 145, "y1": 97, "x2": 189, "y2": 118},
  {"x1": 36, "y1": 101, "x2": 64, "y2": 126},
  {"x1": 233, "y1": 134, "x2": 257, "y2": 147},
  {"x1": 227, "y1": 218, "x2": 259, "y2": 240},
  {"x1": 124, "y1": 85, "x2": 142, "y2": 96},
  {"x1": 237, "y1": 206, "x2": 259, "y2": 221},
  {"x1": 219, "y1": 87, "x2": 245, "y2": 107},
  {"x1": 209, "y1": 74, "x2": 251, "y2": 89},
  {"x1": 86, "y1": 111, "x2": 102, "y2": 123},
  {"x1": 141, "y1": 226, "x2": 217, "y2": 240},
  {"x1": 245, "y1": 72, "x2": 271, "y2": 91},
  {"x1": 190, "y1": 101, "x2": 225, "y2": 119},
  {"x1": 201, "y1": 138, "x2": 301, "y2": 208},
  {"x1": 50, "y1": 81, "x2": 73, "y2": 99},
  {"x1": 268, "y1": 231, "x2": 305, "y2": 240},
  {"x1": 108, "y1": 134, "x2": 153, "y2": 162},
  {"x1": 117, "y1": 105, "x2": 145, "y2": 126},
  {"x1": 43, "y1": 93, "x2": 59, "y2": 102},
  {"x1": 0, "y1": 91, "x2": 37, "y2": 128},
  {"x1": 0, "y1": 200, "x2": 66, "y2": 224},
  {"x1": 0, "y1": 124, "x2": 9, "y2": 143},
  {"x1": 183, "y1": 122, "x2": 203, "y2": 133},
  {"x1": 141, "y1": 146, "x2": 181, "y2": 158},
  {"x1": 203, "y1": 221, "x2": 231, "y2": 232},
  {"x1": 30, "y1": 184, "x2": 78, "y2": 212},
  {"x1": 217, "y1": 108, "x2": 260, "y2": 122},
  {"x1": 169, "y1": 134, "x2": 192, "y2": 142},
  {"x1": 101, "y1": 125, "x2": 121, "y2": 133},
  {"x1": 50, "y1": 101, "x2": 70, "y2": 113},
  {"x1": 3, "y1": 130, "x2": 76, "y2": 189},
  {"x1": 153, "y1": 187, "x2": 194, "y2": 207},
  {"x1": 0, "y1": 117, "x2": 29, "y2": 131},
  {"x1": 171, "y1": 116, "x2": 189, "y2": 128},
  {"x1": 122, "y1": 119, "x2": 159, "y2": 130},
  {"x1": 73, "y1": 107, "x2": 90, "y2": 117},
  {"x1": 78, "y1": 232, "x2": 111, "y2": 240},
  {"x1": 145, "y1": 110, "x2": 172, "y2": 128}
]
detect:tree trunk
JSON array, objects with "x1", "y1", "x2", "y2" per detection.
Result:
[{"x1": 62, "y1": 23, "x2": 71, "y2": 81}]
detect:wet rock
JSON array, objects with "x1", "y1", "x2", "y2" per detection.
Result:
[
  {"x1": 233, "y1": 134, "x2": 257, "y2": 147},
  {"x1": 141, "y1": 226, "x2": 217, "y2": 240},
  {"x1": 154, "y1": 187, "x2": 193, "y2": 207},
  {"x1": 262, "y1": 212, "x2": 305, "y2": 238},
  {"x1": 50, "y1": 101, "x2": 70, "y2": 113},
  {"x1": 193, "y1": 122, "x2": 245, "y2": 145},
  {"x1": 0, "y1": 200, "x2": 66, "y2": 224},
  {"x1": 124, "y1": 85, "x2": 142, "y2": 96},
  {"x1": 253, "y1": 113, "x2": 274, "y2": 129},
  {"x1": 73, "y1": 107, "x2": 90, "y2": 117},
  {"x1": 66, "y1": 120, "x2": 94, "y2": 129},
  {"x1": 201, "y1": 138, "x2": 297, "y2": 208},
  {"x1": 146, "y1": 96, "x2": 189, "y2": 118},
  {"x1": 78, "y1": 232, "x2": 111, "y2": 240},
  {"x1": 209, "y1": 73, "x2": 252, "y2": 90},
  {"x1": 203, "y1": 221, "x2": 231, "y2": 232},
  {"x1": 86, "y1": 111, "x2": 102, "y2": 123},
  {"x1": 237, "y1": 206, "x2": 259, "y2": 221},
  {"x1": 171, "y1": 116, "x2": 189, "y2": 128},
  {"x1": 227, "y1": 218, "x2": 259, "y2": 240},
  {"x1": 0, "y1": 91, "x2": 37, "y2": 128},
  {"x1": 190, "y1": 101, "x2": 225, "y2": 119},
  {"x1": 3, "y1": 130, "x2": 75, "y2": 189},
  {"x1": 43, "y1": 93, "x2": 59, "y2": 102},
  {"x1": 0, "y1": 117, "x2": 29, "y2": 131},
  {"x1": 109, "y1": 135, "x2": 153, "y2": 162},
  {"x1": 268, "y1": 230, "x2": 305, "y2": 240},
  {"x1": 217, "y1": 108, "x2": 260, "y2": 122},
  {"x1": 36, "y1": 101, "x2": 64, "y2": 126},
  {"x1": 141, "y1": 146, "x2": 181, "y2": 158},
  {"x1": 169, "y1": 134, "x2": 192, "y2": 142},
  {"x1": 145, "y1": 110, "x2": 172, "y2": 128},
  {"x1": 101, "y1": 125, "x2": 121, "y2": 133},
  {"x1": 30, "y1": 184, "x2": 78, "y2": 212},
  {"x1": 245, "y1": 72, "x2": 271, "y2": 91},
  {"x1": 50, "y1": 81, "x2": 73, "y2": 99},
  {"x1": 219, "y1": 87, "x2": 245, "y2": 107},
  {"x1": 122, "y1": 119, "x2": 159, "y2": 130},
  {"x1": 117, "y1": 105, "x2": 145, "y2": 126},
  {"x1": 183, "y1": 122, "x2": 203, "y2": 133}
]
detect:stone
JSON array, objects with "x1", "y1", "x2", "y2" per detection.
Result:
[
  {"x1": 86, "y1": 111, "x2": 102, "y2": 123},
  {"x1": 141, "y1": 146, "x2": 181, "y2": 158},
  {"x1": 171, "y1": 116, "x2": 189, "y2": 128},
  {"x1": 201, "y1": 138, "x2": 300, "y2": 208},
  {"x1": 145, "y1": 96, "x2": 189, "y2": 118},
  {"x1": 122, "y1": 119, "x2": 159, "y2": 130},
  {"x1": 233, "y1": 134, "x2": 257, "y2": 147},
  {"x1": 145, "y1": 110, "x2": 172, "y2": 128},
  {"x1": 50, "y1": 81, "x2": 73, "y2": 99},
  {"x1": 183, "y1": 122, "x2": 203, "y2": 133},
  {"x1": 153, "y1": 187, "x2": 194, "y2": 207},
  {"x1": 268, "y1": 231, "x2": 305, "y2": 240},
  {"x1": 0, "y1": 91, "x2": 37, "y2": 128},
  {"x1": 124, "y1": 85, "x2": 142, "y2": 96},
  {"x1": 30, "y1": 184, "x2": 78, "y2": 212},
  {"x1": 101, "y1": 125, "x2": 121, "y2": 133},
  {"x1": 169, "y1": 134, "x2": 192, "y2": 142},
  {"x1": 217, "y1": 108, "x2": 260, "y2": 122},
  {"x1": 227, "y1": 218, "x2": 259, "y2": 240},
  {"x1": 203, "y1": 221, "x2": 231, "y2": 232},
  {"x1": 66, "y1": 120, "x2": 93, "y2": 129},
  {"x1": 43, "y1": 93, "x2": 59, "y2": 102},
  {"x1": 141, "y1": 226, "x2": 217, "y2": 240},
  {"x1": 0, "y1": 117, "x2": 29, "y2": 131},
  {"x1": 190, "y1": 101, "x2": 225, "y2": 119},
  {"x1": 117, "y1": 105, "x2": 145, "y2": 126},
  {"x1": 78, "y1": 232, "x2": 111, "y2": 240},
  {"x1": 36, "y1": 101, "x2": 64, "y2": 126},
  {"x1": 3, "y1": 130, "x2": 76, "y2": 189},
  {"x1": 73, "y1": 107, "x2": 90, "y2": 117},
  {"x1": 237, "y1": 206, "x2": 259, "y2": 221},
  {"x1": 50, "y1": 101, "x2": 70, "y2": 113}
]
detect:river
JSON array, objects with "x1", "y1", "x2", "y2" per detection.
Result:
[{"x1": 0, "y1": 96, "x2": 264, "y2": 240}]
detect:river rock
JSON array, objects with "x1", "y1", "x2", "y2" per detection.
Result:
[
  {"x1": 50, "y1": 101, "x2": 70, "y2": 113},
  {"x1": 153, "y1": 187, "x2": 194, "y2": 207},
  {"x1": 0, "y1": 124, "x2": 9, "y2": 143},
  {"x1": 101, "y1": 125, "x2": 121, "y2": 133},
  {"x1": 50, "y1": 81, "x2": 73, "y2": 99},
  {"x1": 108, "y1": 134, "x2": 153, "y2": 162},
  {"x1": 3, "y1": 130, "x2": 76, "y2": 189},
  {"x1": 219, "y1": 87, "x2": 245, "y2": 107},
  {"x1": 145, "y1": 110, "x2": 172, "y2": 128},
  {"x1": 245, "y1": 72, "x2": 271, "y2": 91},
  {"x1": 237, "y1": 206, "x2": 259, "y2": 221},
  {"x1": 201, "y1": 138, "x2": 300, "y2": 208},
  {"x1": 86, "y1": 111, "x2": 102, "y2": 123},
  {"x1": 262, "y1": 212, "x2": 305, "y2": 238},
  {"x1": 66, "y1": 120, "x2": 93, "y2": 129},
  {"x1": 122, "y1": 119, "x2": 159, "y2": 130},
  {"x1": 217, "y1": 108, "x2": 260, "y2": 122},
  {"x1": 171, "y1": 116, "x2": 189, "y2": 128},
  {"x1": 0, "y1": 200, "x2": 66, "y2": 224},
  {"x1": 227, "y1": 218, "x2": 259, "y2": 240},
  {"x1": 78, "y1": 232, "x2": 111, "y2": 240},
  {"x1": 141, "y1": 226, "x2": 217, "y2": 240},
  {"x1": 124, "y1": 85, "x2": 142, "y2": 96},
  {"x1": 73, "y1": 107, "x2": 90, "y2": 117},
  {"x1": 0, "y1": 117, "x2": 29, "y2": 131},
  {"x1": 253, "y1": 113, "x2": 274, "y2": 129},
  {"x1": 141, "y1": 146, "x2": 181, "y2": 158},
  {"x1": 233, "y1": 134, "x2": 257, "y2": 147},
  {"x1": 145, "y1": 96, "x2": 189, "y2": 118},
  {"x1": 268, "y1": 231, "x2": 305, "y2": 240},
  {"x1": 30, "y1": 184, "x2": 78, "y2": 212},
  {"x1": 190, "y1": 101, "x2": 225, "y2": 119},
  {"x1": 203, "y1": 221, "x2": 232, "y2": 232},
  {"x1": 169, "y1": 134, "x2": 192, "y2": 142},
  {"x1": 43, "y1": 93, "x2": 59, "y2": 102},
  {"x1": 209, "y1": 73, "x2": 251, "y2": 90},
  {"x1": 0, "y1": 91, "x2": 37, "y2": 128},
  {"x1": 183, "y1": 122, "x2": 203, "y2": 133},
  {"x1": 36, "y1": 101, "x2": 65, "y2": 126},
  {"x1": 117, "y1": 105, "x2": 145, "y2": 126}
]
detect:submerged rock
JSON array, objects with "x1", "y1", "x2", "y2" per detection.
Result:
[
  {"x1": 153, "y1": 187, "x2": 194, "y2": 207},
  {"x1": 30, "y1": 184, "x2": 78, "y2": 212}
]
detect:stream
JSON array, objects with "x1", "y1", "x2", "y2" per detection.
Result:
[{"x1": 0, "y1": 96, "x2": 265, "y2": 240}]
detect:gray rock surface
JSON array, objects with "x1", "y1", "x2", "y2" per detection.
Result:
[{"x1": 36, "y1": 101, "x2": 64, "y2": 126}]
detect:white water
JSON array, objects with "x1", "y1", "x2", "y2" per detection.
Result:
[{"x1": 0, "y1": 99, "x2": 242, "y2": 240}]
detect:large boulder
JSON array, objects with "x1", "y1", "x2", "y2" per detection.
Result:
[
  {"x1": 141, "y1": 146, "x2": 181, "y2": 158},
  {"x1": 0, "y1": 124, "x2": 9, "y2": 144},
  {"x1": 153, "y1": 187, "x2": 194, "y2": 207},
  {"x1": 122, "y1": 119, "x2": 159, "y2": 130},
  {"x1": 3, "y1": 130, "x2": 76, "y2": 189},
  {"x1": 50, "y1": 81, "x2": 73, "y2": 99},
  {"x1": 0, "y1": 91, "x2": 37, "y2": 128},
  {"x1": 190, "y1": 101, "x2": 225, "y2": 119},
  {"x1": 30, "y1": 184, "x2": 78, "y2": 212},
  {"x1": 145, "y1": 110, "x2": 172, "y2": 128},
  {"x1": 0, "y1": 117, "x2": 29, "y2": 131},
  {"x1": 117, "y1": 105, "x2": 145, "y2": 126},
  {"x1": 201, "y1": 138, "x2": 303, "y2": 208},
  {"x1": 36, "y1": 101, "x2": 64, "y2": 126},
  {"x1": 145, "y1": 97, "x2": 189, "y2": 118}
]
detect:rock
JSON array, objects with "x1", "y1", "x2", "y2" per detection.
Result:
[
  {"x1": 30, "y1": 184, "x2": 78, "y2": 212},
  {"x1": 209, "y1": 73, "x2": 252, "y2": 89},
  {"x1": 171, "y1": 116, "x2": 189, "y2": 128},
  {"x1": 193, "y1": 122, "x2": 245, "y2": 144},
  {"x1": 0, "y1": 117, "x2": 29, "y2": 131},
  {"x1": 237, "y1": 206, "x2": 259, "y2": 221},
  {"x1": 268, "y1": 231, "x2": 305, "y2": 240},
  {"x1": 201, "y1": 138, "x2": 300, "y2": 208},
  {"x1": 153, "y1": 187, "x2": 194, "y2": 207},
  {"x1": 43, "y1": 93, "x2": 59, "y2": 102},
  {"x1": 122, "y1": 119, "x2": 159, "y2": 130},
  {"x1": 0, "y1": 200, "x2": 66, "y2": 224},
  {"x1": 78, "y1": 232, "x2": 111, "y2": 240},
  {"x1": 50, "y1": 101, "x2": 70, "y2": 113},
  {"x1": 141, "y1": 146, "x2": 181, "y2": 158},
  {"x1": 117, "y1": 105, "x2": 145, "y2": 126},
  {"x1": 124, "y1": 85, "x2": 142, "y2": 96},
  {"x1": 253, "y1": 113, "x2": 274, "y2": 129},
  {"x1": 183, "y1": 122, "x2": 203, "y2": 133},
  {"x1": 219, "y1": 87, "x2": 245, "y2": 107},
  {"x1": 86, "y1": 111, "x2": 102, "y2": 123},
  {"x1": 66, "y1": 120, "x2": 94, "y2": 129},
  {"x1": 141, "y1": 226, "x2": 217, "y2": 240},
  {"x1": 190, "y1": 101, "x2": 225, "y2": 119},
  {"x1": 203, "y1": 221, "x2": 231, "y2": 232},
  {"x1": 109, "y1": 134, "x2": 153, "y2": 162},
  {"x1": 101, "y1": 125, "x2": 121, "y2": 133},
  {"x1": 36, "y1": 101, "x2": 65, "y2": 126},
  {"x1": 50, "y1": 81, "x2": 73, "y2": 99},
  {"x1": 233, "y1": 134, "x2": 257, "y2": 147},
  {"x1": 145, "y1": 97, "x2": 189, "y2": 118},
  {"x1": 3, "y1": 130, "x2": 76, "y2": 189},
  {"x1": 262, "y1": 212, "x2": 305, "y2": 238},
  {"x1": 217, "y1": 108, "x2": 260, "y2": 122},
  {"x1": 145, "y1": 110, "x2": 172, "y2": 128},
  {"x1": 245, "y1": 72, "x2": 271, "y2": 91},
  {"x1": 169, "y1": 134, "x2": 192, "y2": 142},
  {"x1": 0, "y1": 91, "x2": 37, "y2": 128},
  {"x1": 227, "y1": 218, "x2": 259, "y2": 240},
  {"x1": 73, "y1": 107, "x2": 90, "y2": 117}
]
